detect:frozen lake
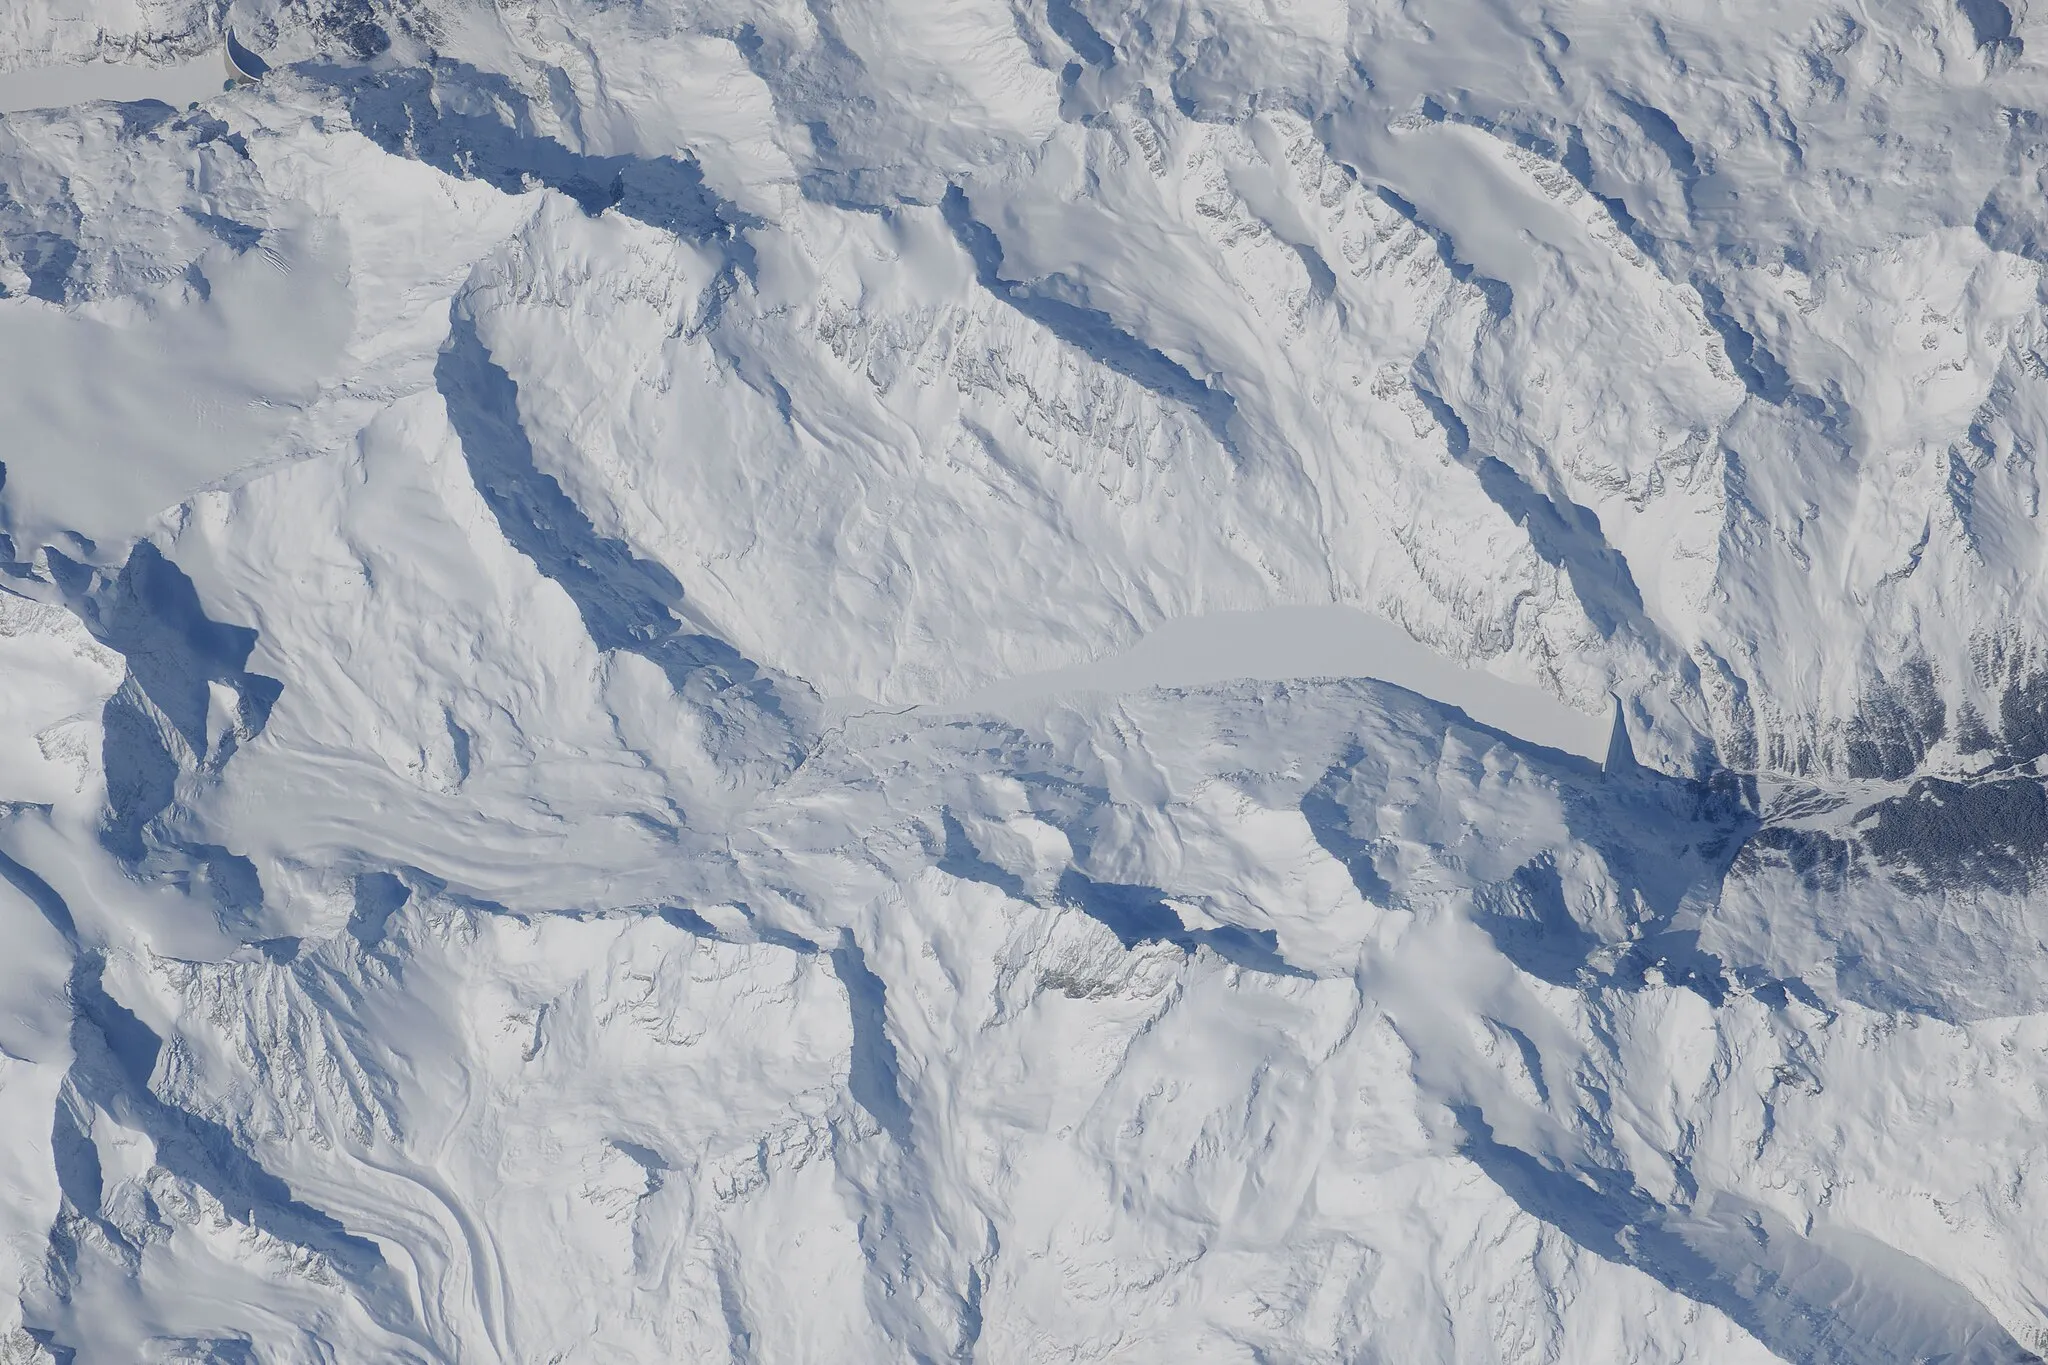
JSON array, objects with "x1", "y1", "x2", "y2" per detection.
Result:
[
  {"x1": 0, "y1": 53, "x2": 228, "y2": 115},
  {"x1": 938, "y1": 604, "x2": 1614, "y2": 761}
]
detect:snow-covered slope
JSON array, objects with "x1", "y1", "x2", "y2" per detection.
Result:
[{"x1": 5, "y1": 0, "x2": 2048, "y2": 1358}]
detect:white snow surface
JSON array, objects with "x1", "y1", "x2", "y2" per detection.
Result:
[
  {"x1": 0, "y1": 55, "x2": 229, "y2": 115},
  {"x1": 3, "y1": 0, "x2": 2048, "y2": 1360},
  {"x1": 937, "y1": 603, "x2": 1615, "y2": 760}
]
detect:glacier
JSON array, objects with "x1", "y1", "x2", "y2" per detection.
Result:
[{"x1": 4, "y1": 0, "x2": 2048, "y2": 1358}]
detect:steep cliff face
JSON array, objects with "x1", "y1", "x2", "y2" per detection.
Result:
[{"x1": 6, "y1": 0, "x2": 2048, "y2": 1360}]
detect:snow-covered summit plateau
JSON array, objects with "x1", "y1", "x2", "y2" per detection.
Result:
[{"x1": 4, "y1": 0, "x2": 2048, "y2": 1357}]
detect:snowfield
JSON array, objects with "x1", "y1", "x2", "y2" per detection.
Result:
[
  {"x1": 5, "y1": 0, "x2": 2048, "y2": 1359},
  {"x1": 0, "y1": 57, "x2": 227, "y2": 116}
]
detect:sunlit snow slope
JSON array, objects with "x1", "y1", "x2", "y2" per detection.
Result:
[{"x1": 5, "y1": 0, "x2": 2048, "y2": 1359}]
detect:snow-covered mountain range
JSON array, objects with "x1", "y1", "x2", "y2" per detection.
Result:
[{"x1": 4, "y1": 0, "x2": 2048, "y2": 1358}]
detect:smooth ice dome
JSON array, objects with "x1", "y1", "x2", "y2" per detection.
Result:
[{"x1": 4, "y1": 0, "x2": 2048, "y2": 1359}]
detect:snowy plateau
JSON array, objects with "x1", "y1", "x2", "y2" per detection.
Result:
[{"x1": 10, "y1": 0, "x2": 2048, "y2": 1359}]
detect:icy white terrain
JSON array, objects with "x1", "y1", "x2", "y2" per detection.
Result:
[
  {"x1": 5, "y1": 0, "x2": 2048, "y2": 1357},
  {"x1": 0, "y1": 58, "x2": 226, "y2": 116}
]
